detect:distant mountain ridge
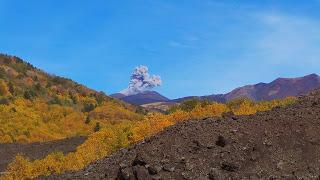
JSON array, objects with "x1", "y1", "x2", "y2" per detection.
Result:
[
  {"x1": 111, "y1": 91, "x2": 169, "y2": 105},
  {"x1": 174, "y1": 73, "x2": 320, "y2": 103},
  {"x1": 112, "y1": 74, "x2": 320, "y2": 105}
]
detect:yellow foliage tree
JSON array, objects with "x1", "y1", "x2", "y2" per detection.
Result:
[
  {"x1": 3, "y1": 155, "x2": 31, "y2": 180},
  {"x1": 0, "y1": 80, "x2": 9, "y2": 96}
]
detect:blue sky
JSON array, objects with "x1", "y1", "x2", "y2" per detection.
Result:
[{"x1": 1, "y1": 0, "x2": 320, "y2": 98}]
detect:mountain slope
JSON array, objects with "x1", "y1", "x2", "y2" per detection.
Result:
[
  {"x1": 110, "y1": 93, "x2": 127, "y2": 99},
  {"x1": 48, "y1": 89, "x2": 320, "y2": 179},
  {"x1": 0, "y1": 54, "x2": 143, "y2": 143},
  {"x1": 111, "y1": 91, "x2": 169, "y2": 105},
  {"x1": 172, "y1": 94, "x2": 225, "y2": 103},
  {"x1": 224, "y1": 73, "x2": 320, "y2": 101},
  {"x1": 0, "y1": 54, "x2": 137, "y2": 110},
  {"x1": 174, "y1": 74, "x2": 320, "y2": 103}
]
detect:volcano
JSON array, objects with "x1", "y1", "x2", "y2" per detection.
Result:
[{"x1": 111, "y1": 91, "x2": 169, "y2": 105}]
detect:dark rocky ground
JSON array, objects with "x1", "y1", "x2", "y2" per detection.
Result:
[
  {"x1": 0, "y1": 136, "x2": 86, "y2": 173},
  {"x1": 45, "y1": 90, "x2": 320, "y2": 180}
]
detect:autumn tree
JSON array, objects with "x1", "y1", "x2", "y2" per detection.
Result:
[
  {"x1": 83, "y1": 103, "x2": 96, "y2": 112},
  {"x1": 0, "y1": 80, "x2": 9, "y2": 96},
  {"x1": 0, "y1": 98, "x2": 10, "y2": 105},
  {"x1": 23, "y1": 90, "x2": 36, "y2": 100},
  {"x1": 85, "y1": 116, "x2": 91, "y2": 124},
  {"x1": 8, "y1": 82, "x2": 14, "y2": 94}
]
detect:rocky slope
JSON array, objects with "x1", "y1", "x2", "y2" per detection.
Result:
[{"x1": 45, "y1": 89, "x2": 320, "y2": 179}]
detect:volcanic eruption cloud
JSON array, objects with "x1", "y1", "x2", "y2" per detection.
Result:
[{"x1": 121, "y1": 65, "x2": 162, "y2": 96}]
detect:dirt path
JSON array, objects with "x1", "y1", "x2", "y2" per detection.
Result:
[
  {"x1": 46, "y1": 90, "x2": 320, "y2": 179},
  {"x1": 0, "y1": 136, "x2": 86, "y2": 172}
]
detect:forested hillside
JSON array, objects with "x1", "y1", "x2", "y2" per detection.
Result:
[{"x1": 0, "y1": 54, "x2": 144, "y2": 143}]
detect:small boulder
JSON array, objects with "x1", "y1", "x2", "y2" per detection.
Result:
[
  {"x1": 222, "y1": 112, "x2": 234, "y2": 119},
  {"x1": 133, "y1": 165, "x2": 153, "y2": 180},
  {"x1": 116, "y1": 167, "x2": 135, "y2": 180},
  {"x1": 163, "y1": 165, "x2": 175, "y2": 172},
  {"x1": 132, "y1": 154, "x2": 147, "y2": 166},
  {"x1": 221, "y1": 162, "x2": 238, "y2": 172},
  {"x1": 208, "y1": 168, "x2": 230, "y2": 180},
  {"x1": 148, "y1": 165, "x2": 162, "y2": 175},
  {"x1": 216, "y1": 136, "x2": 226, "y2": 147}
]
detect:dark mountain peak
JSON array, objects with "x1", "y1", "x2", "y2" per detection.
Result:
[
  {"x1": 255, "y1": 82, "x2": 267, "y2": 86},
  {"x1": 304, "y1": 73, "x2": 319, "y2": 78},
  {"x1": 300, "y1": 73, "x2": 319, "y2": 78},
  {"x1": 111, "y1": 91, "x2": 170, "y2": 105},
  {"x1": 273, "y1": 73, "x2": 319, "y2": 82},
  {"x1": 302, "y1": 73, "x2": 320, "y2": 82},
  {"x1": 135, "y1": 91, "x2": 161, "y2": 96},
  {"x1": 110, "y1": 93, "x2": 126, "y2": 99}
]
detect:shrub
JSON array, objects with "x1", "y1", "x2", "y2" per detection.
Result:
[
  {"x1": 48, "y1": 96, "x2": 62, "y2": 105},
  {"x1": 179, "y1": 99, "x2": 200, "y2": 111},
  {"x1": 0, "y1": 98, "x2": 10, "y2": 105},
  {"x1": 94, "y1": 122, "x2": 101, "y2": 132},
  {"x1": 23, "y1": 90, "x2": 37, "y2": 100},
  {"x1": 82, "y1": 103, "x2": 96, "y2": 112},
  {"x1": 0, "y1": 67, "x2": 6, "y2": 79},
  {"x1": 94, "y1": 92, "x2": 105, "y2": 105},
  {"x1": 3, "y1": 155, "x2": 32, "y2": 180},
  {"x1": 69, "y1": 93, "x2": 78, "y2": 104}
]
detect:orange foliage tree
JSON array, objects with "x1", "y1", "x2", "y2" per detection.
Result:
[{"x1": 0, "y1": 79, "x2": 9, "y2": 96}]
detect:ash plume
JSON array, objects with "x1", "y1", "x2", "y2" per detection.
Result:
[{"x1": 121, "y1": 65, "x2": 162, "y2": 96}]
